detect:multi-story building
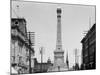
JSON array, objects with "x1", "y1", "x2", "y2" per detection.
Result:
[
  {"x1": 11, "y1": 18, "x2": 35, "y2": 74},
  {"x1": 81, "y1": 24, "x2": 96, "y2": 69}
]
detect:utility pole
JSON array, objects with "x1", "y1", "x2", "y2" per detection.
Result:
[
  {"x1": 28, "y1": 32, "x2": 31, "y2": 73},
  {"x1": 66, "y1": 51, "x2": 69, "y2": 69},
  {"x1": 40, "y1": 47, "x2": 44, "y2": 72},
  {"x1": 75, "y1": 49, "x2": 79, "y2": 70},
  {"x1": 27, "y1": 32, "x2": 35, "y2": 73},
  {"x1": 75, "y1": 49, "x2": 77, "y2": 66}
]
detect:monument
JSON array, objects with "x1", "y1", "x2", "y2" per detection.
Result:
[{"x1": 48, "y1": 8, "x2": 68, "y2": 72}]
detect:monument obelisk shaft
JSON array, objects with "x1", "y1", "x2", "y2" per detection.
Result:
[
  {"x1": 54, "y1": 8, "x2": 64, "y2": 68},
  {"x1": 48, "y1": 8, "x2": 68, "y2": 72},
  {"x1": 56, "y1": 8, "x2": 62, "y2": 50}
]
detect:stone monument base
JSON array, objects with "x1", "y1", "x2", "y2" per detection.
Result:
[{"x1": 48, "y1": 63, "x2": 68, "y2": 72}]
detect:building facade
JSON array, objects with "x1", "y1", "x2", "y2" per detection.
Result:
[
  {"x1": 11, "y1": 18, "x2": 35, "y2": 74},
  {"x1": 81, "y1": 24, "x2": 96, "y2": 69}
]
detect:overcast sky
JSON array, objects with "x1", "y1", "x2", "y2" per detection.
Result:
[{"x1": 11, "y1": 1, "x2": 95, "y2": 67}]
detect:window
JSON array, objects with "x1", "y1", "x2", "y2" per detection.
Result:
[
  {"x1": 19, "y1": 56, "x2": 22, "y2": 63},
  {"x1": 14, "y1": 20, "x2": 19, "y2": 26},
  {"x1": 12, "y1": 56, "x2": 15, "y2": 63}
]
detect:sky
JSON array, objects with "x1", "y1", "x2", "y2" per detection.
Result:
[{"x1": 11, "y1": 1, "x2": 95, "y2": 68}]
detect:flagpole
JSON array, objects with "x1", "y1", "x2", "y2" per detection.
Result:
[{"x1": 40, "y1": 47, "x2": 43, "y2": 72}]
